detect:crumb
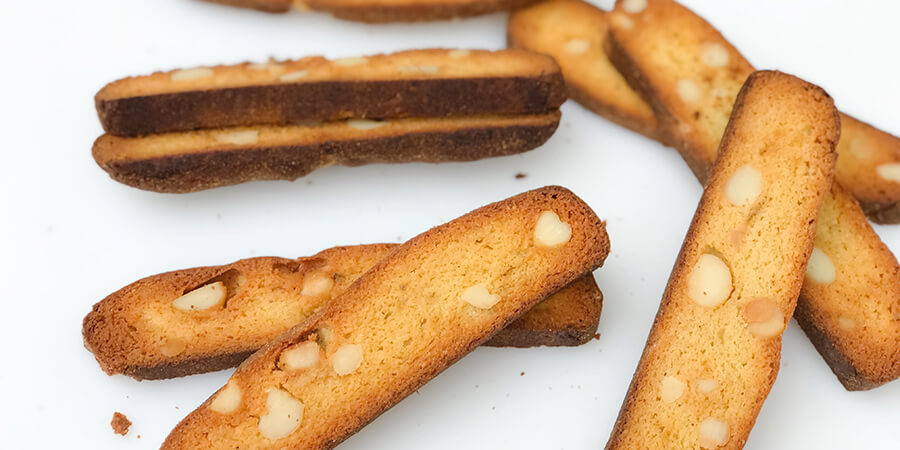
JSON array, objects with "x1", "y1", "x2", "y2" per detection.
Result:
[
  {"x1": 520, "y1": 372, "x2": 525, "y2": 376},
  {"x1": 111, "y1": 412, "x2": 131, "y2": 436},
  {"x1": 515, "y1": 172, "x2": 527, "y2": 179},
  {"x1": 594, "y1": 333, "x2": 601, "y2": 340},
  {"x1": 175, "y1": 406, "x2": 179, "y2": 410},
  {"x1": 137, "y1": 435, "x2": 141, "y2": 439}
]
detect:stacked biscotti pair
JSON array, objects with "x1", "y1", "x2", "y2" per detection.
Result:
[
  {"x1": 93, "y1": 49, "x2": 565, "y2": 193},
  {"x1": 203, "y1": 0, "x2": 542, "y2": 22},
  {"x1": 84, "y1": 186, "x2": 612, "y2": 448},
  {"x1": 509, "y1": 0, "x2": 900, "y2": 393}
]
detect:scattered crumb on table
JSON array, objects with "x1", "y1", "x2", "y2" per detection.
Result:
[
  {"x1": 515, "y1": 173, "x2": 527, "y2": 179},
  {"x1": 111, "y1": 412, "x2": 131, "y2": 436}
]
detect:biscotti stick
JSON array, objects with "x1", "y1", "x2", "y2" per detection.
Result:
[
  {"x1": 605, "y1": 0, "x2": 900, "y2": 390},
  {"x1": 83, "y1": 244, "x2": 603, "y2": 380},
  {"x1": 95, "y1": 49, "x2": 565, "y2": 136},
  {"x1": 162, "y1": 186, "x2": 609, "y2": 449},
  {"x1": 508, "y1": 0, "x2": 900, "y2": 390},
  {"x1": 203, "y1": 0, "x2": 542, "y2": 22},
  {"x1": 607, "y1": 71, "x2": 838, "y2": 449},
  {"x1": 92, "y1": 112, "x2": 560, "y2": 193}
]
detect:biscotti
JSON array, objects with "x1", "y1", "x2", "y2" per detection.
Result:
[
  {"x1": 605, "y1": 0, "x2": 900, "y2": 390},
  {"x1": 83, "y1": 243, "x2": 603, "y2": 380},
  {"x1": 92, "y1": 113, "x2": 560, "y2": 193},
  {"x1": 95, "y1": 49, "x2": 565, "y2": 136},
  {"x1": 162, "y1": 186, "x2": 610, "y2": 449},
  {"x1": 509, "y1": 0, "x2": 900, "y2": 390},
  {"x1": 203, "y1": 0, "x2": 542, "y2": 22},
  {"x1": 608, "y1": 71, "x2": 838, "y2": 449}
]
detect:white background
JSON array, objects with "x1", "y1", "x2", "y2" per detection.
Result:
[{"x1": 1, "y1": 0, "x2": 898, "y2": 448}]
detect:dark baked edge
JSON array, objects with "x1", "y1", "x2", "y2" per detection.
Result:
[
  {"x1": 307, "y1": 0, "x2": 543, "y2": 23},
  {"x1": 200, "y1": 0, "x2": 291, "y2": 12},
  {"x1": 859, "y1": 200, "x2": 900, "y2": 225},
  {"x1": 93, "y1": 112, "x2": 561, "y2": 193},
  {"x1": 97, "y1": 75, "x2": 566, "y2": 136}
]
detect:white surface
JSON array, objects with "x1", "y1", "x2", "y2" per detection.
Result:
[{"x1": 1, "y1": 0, "x2": 898, "y2": 448}]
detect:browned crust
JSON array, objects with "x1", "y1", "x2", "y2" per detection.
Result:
[
  {"x1": 97, "y1": 74, "x2": 565, "y2": 136},
  {"x1": 305, "y1": 0, "x2": 542, "y2": 22},
  {"x1": 200, "y1": 0, "x2": 291, "y2": 12},
  {"x1": 859, "y1": 200, "x2": 900, "y2": 225},
  {"x1": 792, "y1": 303, "x2": 872, "y2": 391},
  {"x1": 163, "y1": 186, "x2": 610, "y2": 448},
  {"x1": 92, "y1": 112, "x2": 560, "y2": 193}
]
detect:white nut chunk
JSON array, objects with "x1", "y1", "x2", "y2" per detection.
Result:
[
  {"x1": 687, "y1": 254, "x2": 733, "y2": 307},
  {"x1": 698, "y1": 418, "x2": 730, "y2": 449},
  {"x1": 159, "y1": 337, "x2": 187, "y2": 357},
  {"x1": 534, "y1": 210, "x2": 572, "y2": 248},
  {"x1": 214, "y1": 130, "x2": 259, "y2": 146},
  {"x1": 279, "y1": 70, "x2": 308, "y2": 82},
  {"x1": 331, "y1": 344, "x2": 363, "y2": 376},
  {"x1": 172, "y1": 282, "x2": 227, "y2": 312},
  {"x1": 462, "y1": 284, "x2": 501, "y2": 309},
  {"x1": 448, "y1": 49, "x2": 470, "y2": 58},
  {"x1": 622, "y1": 0, "x2": 647, "y2": 14},
  {"x1": 258, "y1": 388, "x2": 304, "y2": 440},
  {"x1": 877, "y1": 163, "x2": 900, "y2": 182},
  {"x1": 347, "y1": 119, "x2": 387, "y2": 130},
  {"x1": 806, "y1": 247, "x2": 836, "y2": 284},
  {"x1": 700, "y1": 42, "x2": 730, "y2": 68},
  {"x1": 742, "y1": 297, "x2": 784, "y2": 338},
  {"x1": 210, "y1": 381, "x2": 241, "y2": 414},
  {"x1": 676, "y1": 79, "x2": 702, "y2": 104},
  {"x1": 280, "y1": 341, "x2": 321, "y2": 371},
  {"x1": 334, "y1": 56, "x2": 367, "y2": 66},
  {"x1": 564, "y1": 39, "x2": 590, "y2": 54},
  {"x1": 301, "y1": 272, "x2": 335, "y2": 298},
  {"x1": 660, "y1": 376, "x2": 685, "y2": 403},
  {"x1": 838, "y1": 316, "x2": 856, "y2": 330},
  {"x1": 725, "y1": 165, "x2": 762, "y2": 206},
  {"x1": 171, "y1": 67, "x2": 214, "y2": 81},
  {"x1": 696, "y1": 379, "x2": 717, "y2": 394}
]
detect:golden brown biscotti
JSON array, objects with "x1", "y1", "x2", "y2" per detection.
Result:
[
  {"x1": 517, "y1": 0, "x2": 900, "y2": 390},
  {"x1": 162, "y1": 186, "x2": 610, "y2": 449},
  {"x1": 507, "y1": 0, "x2": 659, "y2": 140},
  {"x1": 606, "y1": 0, "x2": 900, "y2": 390},
  {"x1": 83, "y1": 244, "x2": 603, "y2": 380},
  {"x1": 92, "y1": 112, "x2": 560, "y2": 193},
  {"x1": 203, "y1": 0, "x2": 543, "y2": 22},
  {"x1": 603, "y1": 0, "x2": 900, "y2": 222},
  {"x1": 95, "y1": 49, "x2": 565, "y2": 136},
  {"x1": 608, "y1": 71, "x2": 838, "y2": 450}
]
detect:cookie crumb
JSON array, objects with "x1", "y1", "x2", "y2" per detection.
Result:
[
  {"x1": 594, "y1": 333, "x2": 601, "y2": 340},
  {"x1": 515, "y1": 172, "x2": 527, "y2": 179},
  {"x1": 520, "y1": 372, "x2": 525, "y2": 376},
  {"x1": 111, "y1": 412, "x2": 131, "y2": 436}
]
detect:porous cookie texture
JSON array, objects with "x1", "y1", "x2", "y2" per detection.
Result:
[
  {"x1": 204, "y1": 0, "x2": 543, "y2": 22},
  {"x1": 162, "y1": 186, "x2": 609, "y2": 449},
  {"x1": 92, "y1": 112, "x2": 561, "y2": 193},
  {"x1": 84, "y1": 243, "x2": 604, "y2": 381},
  {"x1": 508, "y1": 0, "x2": 658, "y2": 139},
  {"x1": 95, "y1": 49, "x2": 565, "y2": 136},
  {"x1": 529, "y1": 0, "x2": 900, "y2": 390},
  {"x1": 606, "y1": 71, "x2": 838, "y2": 449}
]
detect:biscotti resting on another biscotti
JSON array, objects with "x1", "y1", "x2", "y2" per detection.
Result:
[
  {"x1": 203, "y1": 0, "x2": 542, "y2": 22},
  {"x1": 92, "y1": 113, "x2": 560, "y2": 193},
  {"x1": 604, "y1": 0, "x2": 900, "y2": 391},
  {"x1": 83, "y1": 243, "x2": 603, "y2": 380},
  {"x1": 95, "y1": 49, "x2": 565, "y2": 136},
  {"x1": 162, "y1": 186, "x2": 610, "y2": 449},
  {"x1": 607, "y1": 71, "x2": 838, "y2": 450},
  {"x1": 509, "y1": 0, "x2": 900, "y2": 391}
]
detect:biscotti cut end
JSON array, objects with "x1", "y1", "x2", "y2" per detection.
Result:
[
  {"x1": 303, "y1": 0, "x2": 543, "y2": 23},
  {"x1": 163, "y1": 187, "x2": 609, "y2": 449},
  {"x1": 507, "y1": 0, "x2": 658, "y2": 138}
]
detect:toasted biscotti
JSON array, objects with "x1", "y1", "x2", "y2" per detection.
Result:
[
  {"x1": 606, "y1": 0, "x2": 900, "y2": 390},
  {"x1": 95, "y1": 49, "x2": 565, "y2": 136},
  {"x1": 162, "y1": 186, "x2": 609, "y2": 449},
  {"x1": 507, "y1": 0, "x2": 658, "y2": 139},
  {"x1": 92, "y1": 112, "x2": 560, "y2": 193},
  {"x1": 513, "y1": 0, "x2": 900, "y2": 390},
  {"x1": 83, "y1": 243, "x2": 603, "y2": 380},
  {"x1": 203, "y1": 0, "x2": 542, "y2": 22},
  {"x1": 607, "y1": 71, "x2": 838, "y2": 450}
]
